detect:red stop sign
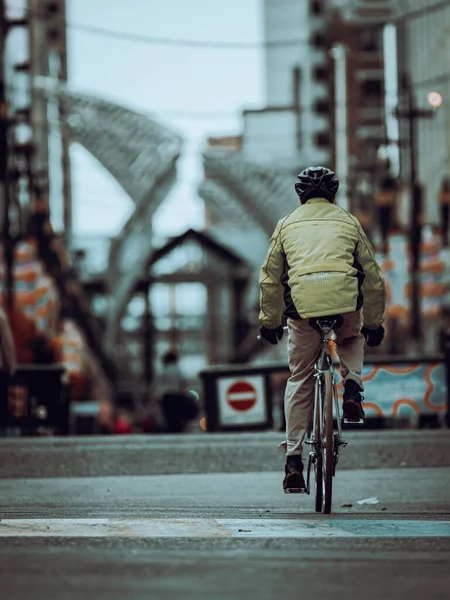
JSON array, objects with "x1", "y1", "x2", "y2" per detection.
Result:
[{"x1": 226, "y1": 380, "x2": 257, "y2": 412}]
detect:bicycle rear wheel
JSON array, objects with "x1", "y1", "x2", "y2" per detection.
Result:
[
  {"x1": 314, "y1": 378, "x2": 323, "y2": 512},
  {"x1": 323, "y1": 370, "x2": 334, "y2": 514}
]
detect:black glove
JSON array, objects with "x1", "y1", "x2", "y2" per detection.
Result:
[
  {"x1": 361, "y1": 325, "x2": 385, "y2": 347},
  {"x1": 260, "y1": 325, "x2": 284, "y2": 345}
]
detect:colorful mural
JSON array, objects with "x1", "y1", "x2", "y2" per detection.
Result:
[
  {"x1": 335, "y1": 362, "x2": 446, "y2": 417},
  {"x1": 1, "y1": 241, "x2": 97, "y2": 398},
  {"x1": 376, "y1": 228, "x2": 450, "y2": 325}
]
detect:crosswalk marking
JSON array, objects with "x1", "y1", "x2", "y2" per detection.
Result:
[{"x1": 0, "y1": 519, "x2": 450, "y2": 538}]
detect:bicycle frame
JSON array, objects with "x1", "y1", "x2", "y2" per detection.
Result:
[{"x1": 305, "y1": 319, "x2": 347, "y2": 508}]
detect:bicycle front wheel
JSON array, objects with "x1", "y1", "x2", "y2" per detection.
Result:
[
  {"x1": 314, "y1": 456, "x2": 323, "y2": 512},
  {"x1": 323, "y1": 369, "x2": 334, "y2": 514}
]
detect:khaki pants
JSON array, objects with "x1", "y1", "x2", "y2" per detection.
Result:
[{"x1": 280, "y1": 311, "x2": 365, "y2": 457}]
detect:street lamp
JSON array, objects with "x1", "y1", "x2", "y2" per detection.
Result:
[{"x1": 427, "y1": 91, "x2": 443, "y2": 108}]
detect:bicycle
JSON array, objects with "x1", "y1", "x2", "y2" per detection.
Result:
[
  {"x1": 259, "y1": 317, "x2": 361, "y2": 514},
  {"x1": 302, "y1": 315, "x2": 358, "y2": 514}
]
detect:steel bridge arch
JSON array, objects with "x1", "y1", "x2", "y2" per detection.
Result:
[{"x1": 58, "y1": 89, "x2": 182, "y2": 347}]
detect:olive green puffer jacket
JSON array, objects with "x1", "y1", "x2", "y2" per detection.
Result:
[{"x1": 259, "y1": 198, "x2": 386, "y2": 329}]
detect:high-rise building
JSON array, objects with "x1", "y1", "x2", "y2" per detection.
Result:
[
  {"x1": 242, "y1": 0, "x2": 331, "y2": 172},
  {"x1": 241, "y1": 1, "x2": 392, "y2": 193},
  {"x1": 394, "y1": 0, "x2": 450, "y2": 224},
  {"x1": 325, "y1": 0, "x2": 393, "y2": 222}
]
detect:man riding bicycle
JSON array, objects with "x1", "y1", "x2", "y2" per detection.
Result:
[{"x1": 259, "y1": 166, "x2": 386, "y2": 492}]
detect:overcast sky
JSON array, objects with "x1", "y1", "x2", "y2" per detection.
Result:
[{"x1": 67, "y1": 0, "x2": 264, "y2": 237}]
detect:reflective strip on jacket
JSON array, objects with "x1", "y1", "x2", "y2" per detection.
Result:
[{"x1": 259, "y1": 198, "x2": 386, "y2": 329}]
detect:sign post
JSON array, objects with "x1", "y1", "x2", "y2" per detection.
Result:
[{"x1": 217, "y1": 375, "x2": 268, "y2": 428}]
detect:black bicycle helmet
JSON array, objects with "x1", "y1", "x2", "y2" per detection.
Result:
[{"x1": 295, "y1": 166, "x2": 339, "y2": 203}]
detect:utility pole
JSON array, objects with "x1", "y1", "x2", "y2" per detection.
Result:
[
  {"x1": 330, "y1": 44, "x2": 349, "y2": 212},
  {"x1": 395, "y1": 74, "x2": 435, "y2": 342},
  {"x1": 0, "y1": 0, "x2": 13, "y2": 308}
]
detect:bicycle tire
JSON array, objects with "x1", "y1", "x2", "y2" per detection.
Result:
[
  {"x1": 323, "y1": 369, "x2": 334, "y2": 514},
  {"x1": 314, "y1": 378, "x2": 323, "y2": 512},
  {"x1": 314, "y1": 457, "x2": 323, "y2": 512}
]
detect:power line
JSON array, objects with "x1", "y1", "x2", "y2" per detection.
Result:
[
  {"x1": 414, "y1": 72, "x2": 450, "y2": 89},
  {"x1": 12, "y1": 1, "x2": 450, "y2": 52},
  {"x1": 40, "y1": 2, "x2": 450, "y2": 50},
  {"x1": 16, "y1": 6, "x2": 310, "y2": 50},
  {"x1": 393, "y1": 0, "x2": 450, "y2": 24},
  {"x1": 69, "y1": 21, "x2": 309, "y2": 49},
  {"x1": 31, "y1": 3, "x2": 450, "y2": 49}
]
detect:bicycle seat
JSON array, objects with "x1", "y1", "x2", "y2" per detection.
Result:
[{"x1": 309, "y1": 314, "x2": 344, "y2": 332}]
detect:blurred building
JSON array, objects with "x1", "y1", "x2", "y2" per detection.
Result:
[
  {"x1": 3, "y1": 0, "x2": 72, "y2": 242},
  {"x1": 333, "y1": 0, "x2": 392, "y2": 20},
  {"x1": 199, "y1": 0, "x2": 450, "y2": 359},
  {"x1": 242, "y1": 1, "x2": 393, "y2": 185},
  {"x1": 203, "y1": 0, "x2": 395, "y2": 233},
  {"x1": 31, "y1": 0, "x2": 71, "y2": 242},
  {"x1": 200, "y1": 1, "x2": 337, "y2": 326},
  {"x1": 198, "y1": 1, "x2": 377, "y2": 359},
  {"x1": 326, "y1": 0, "x2": 393, "y2": 225},
  {"x1": 200, "y1": 136, "x2": 284, "y2": 346},
  {"x1": 199, "y1": 0, "x2": 395, "y2": 331},
  {"x1": 394, "y1": 0, "x2": 450, "y2": 225},
  {"x1": 242, "y1": 0, "x2": 331, "y2": 172},
  {"x1": 1, "y1": 1, "x2": 184, "y2": 421}
]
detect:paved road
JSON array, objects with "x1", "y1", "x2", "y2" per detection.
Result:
[
  {"x1": 1, "y1": 433, "x2": 449, "y2": 599},
  {"x1": 1, "y1": 430, "x2": 449, "y2": 478},
  {"x1": 1, "y1": 468, "x2": 450, "y2": 517},
  {"x1": 2, "y1": 468, "x2": 450, "y2": 599}
]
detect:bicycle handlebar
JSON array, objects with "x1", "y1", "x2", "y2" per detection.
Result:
[
  {"x1": 257, "y1": 325, "x2": 369, "y2": 343},
  {"x1": 256, "y1": 326, "x2": 288, "y2": 340}
]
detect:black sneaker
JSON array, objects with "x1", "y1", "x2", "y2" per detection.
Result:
[
  {"x1": 283, "y1": 455, "x2": 306, "y2": 493},
  {"x1": 342, "y1": 379, "x2": 365, "y2": 420}
]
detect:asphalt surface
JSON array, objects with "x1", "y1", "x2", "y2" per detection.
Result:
[
  {"x1": 2, "y1": 468, "x2": 450, "y2": 517},
  {"x1": 1, "y1": 431, "x2": 449, "y2": 599},
  {"x1": 1, "y1": 430, "x2": 449, "y2": 478}
]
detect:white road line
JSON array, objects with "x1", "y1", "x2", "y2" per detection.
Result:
[
  {"x1": 1, "y1": 519, "x2": 450, "y2": 538},
  {"x1": 0, "y1": 519, "x2": 230, "y2": 538}
]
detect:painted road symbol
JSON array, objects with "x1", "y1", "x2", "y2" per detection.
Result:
[{"x1": 226, "y1": 380, "x2": 257, "y2": 412}]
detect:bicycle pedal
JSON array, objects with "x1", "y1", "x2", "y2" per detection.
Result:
[
  {"x1": 284, "y1": 488, "x2": 307, "y2": 494},
  {"x1": 342, "y1": 417, "x2": 364, "y2": 427}
]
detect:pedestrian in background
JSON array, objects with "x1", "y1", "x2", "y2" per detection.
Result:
[
  {"x1": 154, "y1": 351, "x2": 198, "y2": 433},
  {"x1": 0, "y1": 306, "x2": 16, "y2": 428}
]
